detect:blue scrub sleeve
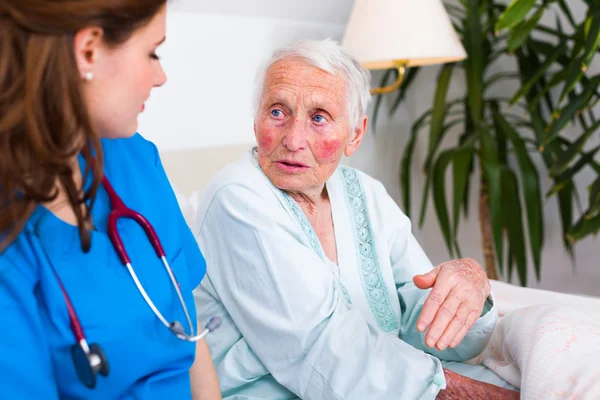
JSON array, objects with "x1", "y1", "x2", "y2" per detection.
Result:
[
  {"x1": 0, "y1": 256, "x2": 59, "y2": 398},
  {"x1": 148, "y1": 141, "x2": 206, "y2": 289}
]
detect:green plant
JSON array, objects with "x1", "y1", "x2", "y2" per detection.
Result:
[
  {"x1": 495, "y1": 0, "x2": 600, "y2": 243},
  {"x1": 373, "y1": 0, "x2": 600, "y2": 286}
]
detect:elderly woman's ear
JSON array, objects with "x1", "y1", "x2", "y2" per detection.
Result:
[{"x1": 344, "y1": 114, "x2": 368, "y2": 157}]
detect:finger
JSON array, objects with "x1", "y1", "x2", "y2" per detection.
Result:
[
  {"x1": 449, "y1": 307, "x2": 481, "y2": 348},
  {"x1": 435, "y1": 303, "x2": 470, "y2": 351},
  {"x1": 423, "y1": 289, "x2": 461, "y2": 347},
  {"x1": 416, "y1": 272, "x2": 453, "y2": 333},
  {"x1": 413, "y1": 265, "x2": 441, "y2": 290}
]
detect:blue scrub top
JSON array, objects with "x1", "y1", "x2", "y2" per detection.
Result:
[{"x1": 0, "y1": 134, "x2": 207, "y2": 399}]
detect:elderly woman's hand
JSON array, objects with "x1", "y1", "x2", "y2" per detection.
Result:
[
  {"x1": 413, "y1": 258, "x2": 491, "y2": 351},
  {"x1": 437, "y1": 368, "x2": 519, "y2": 399}
]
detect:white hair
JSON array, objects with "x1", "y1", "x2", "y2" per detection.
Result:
[{"x1": 253, "y1": 38, "x2": 372, "y2": 130}]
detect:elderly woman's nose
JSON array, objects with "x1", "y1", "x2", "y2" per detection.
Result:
[{"x1": 282, "y1": 119, "x2": 307, "y2": 151}]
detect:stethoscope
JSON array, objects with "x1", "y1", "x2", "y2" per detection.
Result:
[{"x1": 49, "y1": 175, "x2": 221, "y2": 389}]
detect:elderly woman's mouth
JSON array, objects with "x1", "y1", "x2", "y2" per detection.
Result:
[{"x1": 275, "y1": 160, "x2": 309, "y2": 172}]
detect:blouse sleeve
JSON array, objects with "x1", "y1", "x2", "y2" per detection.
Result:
[
  {"x1": 0, "y1": 253, "x2": 59, "y2": 398},
  {"x1": 197, "y1": 183, "x2": 447, "y2": 400},
  {"x1": 379, "y1": 181, "x2": 498, "y2": 362}
]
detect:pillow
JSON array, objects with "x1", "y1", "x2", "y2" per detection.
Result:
[
  {"x1": 490, "y1": 280, "x2": 600, "y2": 317},
  {"x1": 173, "y1": 187, "x2": 200, "y2": 232},
  {"x1": 480, "y1": 305, "x2": 600, "y2": 397}
]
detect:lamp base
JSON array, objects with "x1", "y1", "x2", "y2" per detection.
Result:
[{"x1": 370, "y1": 61, "x2": 407, "y2": 95}]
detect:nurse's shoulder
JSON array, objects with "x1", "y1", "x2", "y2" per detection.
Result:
[
  {"x1": 102, "y1": 132, "x2": 162, "y2": 168},
  {"x1": 1, "y1": 209, "x2": 45, "y2": 280}
]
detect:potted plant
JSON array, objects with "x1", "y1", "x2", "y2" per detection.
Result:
[{"x1": 374, "y1": 0, "x2": 600, "y2": 285}]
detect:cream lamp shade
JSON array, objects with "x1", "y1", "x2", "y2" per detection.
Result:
[{"x1": 341, "y1": 0, "x2": 467, "y2": 70}]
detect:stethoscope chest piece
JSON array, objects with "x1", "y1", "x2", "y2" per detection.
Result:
[{"x1": 71, "y1": 342, "x2": 110, "y2": 389}]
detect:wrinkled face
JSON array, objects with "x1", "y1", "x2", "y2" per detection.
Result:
[
  {"x1": 81, "y1": 6, "x2": 167, "y2": 138},
  {"x1": 255, "y1": 58, "x2": 365, "y2": 194}
]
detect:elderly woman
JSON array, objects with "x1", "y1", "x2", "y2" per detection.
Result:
[{"x1": 193, "y1": 40, "x2": 517, "y2": 399}]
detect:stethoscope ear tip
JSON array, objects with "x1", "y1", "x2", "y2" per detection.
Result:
[
  {"x1": 206, "y1": 316, "x2": 222, "y2": 332},
  {"x1": 169, "y1": 321, "x2": 186, "y2": 336}
]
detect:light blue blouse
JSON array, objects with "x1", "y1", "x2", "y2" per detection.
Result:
[{"x1": 193, "y1": 153, "x2": 499, "y2": 399}]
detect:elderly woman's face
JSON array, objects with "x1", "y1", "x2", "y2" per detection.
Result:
[{"x1": 255, "y1": 58, "x2": 364, "y2": 193}]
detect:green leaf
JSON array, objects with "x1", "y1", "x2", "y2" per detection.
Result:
[
  {"x1": 460, "y1": 112, "x2": 476, "y2": 218},
  {"x1": 527, "y1": 69, "x2": 567, "y2": 112},
  {"x1": 480, "y1": 128, "x2": 504, "y2": 270},
  {"x1": 491, "y1": 102, "x2": 508, "y2": 164},
  {"x1": 511, "y1": 42, "x2": 566, "y2": 105},
  {"x1": 419, "y1": 65, "x2": 459, "y2": 228},
  {"x1": 529, "y1": 36, "x2": 600, "y2": 105},
  {"x1": 428, "y1": 64, "x2": 455, "y2": 159},
  {"x1": 390, "y1": 67, "x2": 421, "y2": 116},
  {"x1": 416, "y1": 100, "x2": 465, "y2": 227},
  {"x1": 465, "y1": 0, "x2": 485, "y2": 122},
  {"x1": 582, "y1": 14, "x2": 600, "y2": 67},
  {"x1": 495, "y1": 0, "x2": 536, "y2": 33},
  {"x1": 371, "y1": 68, "x2": 396, "y2": 132},
  {"x1": 558, "y1": 0, "x2": 577, "y2": 29},
  {"x1": 418, "y1": 118, "x2": 465, "y2": 227},
  {"x1": 515, "y1": 47, "x2": 574, "y2": 265},
  {"x1": 515, "y1": 47, "x2": 549, "y2": 147},
  {"x1": 547, "y1": 146, "x2": 600, "y2": 196},
  {"x1": 550, "y1": 119, "x2": 600, "y2": 176},
  {"x1": 401, "y1": 110, "x2": 432, "y2": 219},
  {"x1": 419, "y1": 170, "x2": 433, "y2": 228},
  {"x1": 484, "y1": 72, "x2": 521, "y2": 92},
  {"x1": 501, "y1": 167, "x2": 528, "y2": 286},
  {"x1": 507, "y1": 7, "x2": 544, "y2": 52},
  {"x1": 585, "y1": 175, "x2": 600, "y2": 218},
  {"x1": 433, "y1": 149, "x2": 457, "y2": 257},
  {"x1": 506, "y1": 244, "x2": 514, "y2": 283},
  {"x1": 567, "y1": 213, "x2": 600, "y2": 242},
  {"x1": 452, "y1": 141, "x2": 475, "y2": 250},
  {"x1": 557, "y1": 182, "x2": 575, "y2": 259},
  {"x1": 558, "y1": 24, "x2": 587, "y2": 104},
  {"x1": 546, "y1": 75, "x2": 600, "y2": 143},
  {"x1": 444, "y1": 3, "x2": 466, "y2": 17},
  {"x1": 493, "y1": 108, "x2": 543, "y2": 280}
]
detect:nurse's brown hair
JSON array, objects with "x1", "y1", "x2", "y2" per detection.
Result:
[{"x1": 0, "y1": 0, "x2": 167, "y2": 253}]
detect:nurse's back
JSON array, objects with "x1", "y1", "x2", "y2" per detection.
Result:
[{"x1": 0, "y1": 1, "x2": 219, "y2": 398}]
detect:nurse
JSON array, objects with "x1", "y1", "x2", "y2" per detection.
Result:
[{"x1": 0, "y1": 1, "x2": 220, "y2": 399}]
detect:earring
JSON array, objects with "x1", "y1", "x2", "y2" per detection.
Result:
[{"x1": 83, "y1": 71, "x2": 94, "y2": 82}]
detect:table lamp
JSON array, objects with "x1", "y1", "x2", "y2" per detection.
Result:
[{"x1": 341, "y1": 0, "x2": 467, "y2": 94}]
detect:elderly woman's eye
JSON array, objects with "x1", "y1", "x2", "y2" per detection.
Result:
[
  {"x1": 271, "y1": 109, "x2": 283, "y2": 117},
  {"x1": 312, "y1": 114, "x2": 326, "y2": 123}
]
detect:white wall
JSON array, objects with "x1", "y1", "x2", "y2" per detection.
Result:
[
  {"x1": 138, "y1": 5, "x2": 347, "y2": 151},
  {"x1": 145, "y1": 1, "x2": 599, "y2": 296}
]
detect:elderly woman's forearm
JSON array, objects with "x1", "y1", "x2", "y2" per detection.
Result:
[{"x1": 436, "y1": 368, "x2": 519, "y2": 400}]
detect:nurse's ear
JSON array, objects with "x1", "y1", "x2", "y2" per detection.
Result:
[
  {"x1": 73, "y1": 27, "x2": 104, "y2": 81},
  {"x1": 344, "y1": 114, "x2": 368, "y2": 157}
]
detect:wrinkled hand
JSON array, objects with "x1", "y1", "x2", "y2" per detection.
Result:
[
  {"x1": 413, "y1": 258, "x2": 491, "y2": 351},
  {"x1": 437, "y1": 368, "x2": 519, "y2": 400}
]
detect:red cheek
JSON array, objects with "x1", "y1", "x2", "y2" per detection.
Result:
[
  {"x1": 314, "y1": 138, "x2": 343, "y2": 160},
  {"x1": 257, "y1": 129, "x2": 276, "y2": 151}
]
